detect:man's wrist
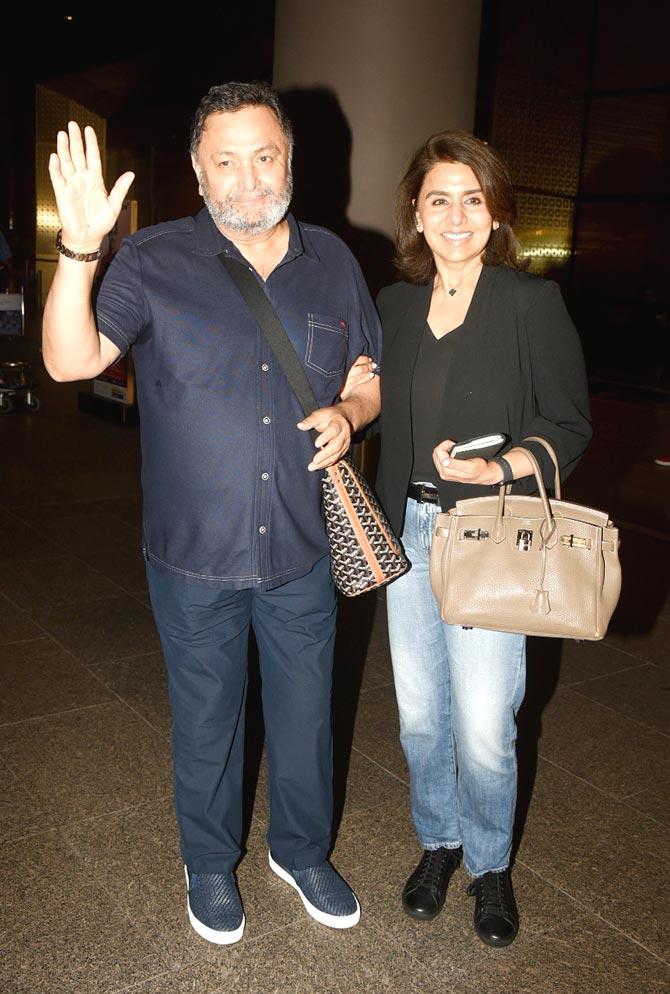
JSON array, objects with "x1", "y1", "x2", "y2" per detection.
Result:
[{"x1": 56, "y1": 230, "x2": 103, "y2": 260}]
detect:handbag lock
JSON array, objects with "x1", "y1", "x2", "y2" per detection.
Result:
[{"x1": 516, "y1": 529, "x2": 533, "y2": 551}]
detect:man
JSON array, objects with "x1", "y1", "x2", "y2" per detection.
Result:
[
  {"x1": 43, "y1": 82, "x2": 381, "y2": 944},
  {"x1": 0, "y1": 228, "x2": 17, "y2": 292}
]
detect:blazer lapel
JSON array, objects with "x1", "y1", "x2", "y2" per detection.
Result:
[{"x1": 385, "y1": 282, "x2": 432, "y2": 412}]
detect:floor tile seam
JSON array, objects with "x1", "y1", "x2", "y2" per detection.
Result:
[
  {"x1": 0, "y1": 543, "x2": 65, "y2": 565},
  {"x1": 32, "y1": 633, "x2": 170, "y2": 740},
  {"x1": 349, "y1": 745, "x2": 409, "y2": 786},
  {"x1": 0, "y1": 775, "x2": 173, "y2": 842},
  {"x1": 0, "y1": 824, "x2": 62, "y2": 848},
  {"x1": 0, "y1": 634, "x2": 49, "y2": 648},
  {"x1": 537, "y1": 739, "x2": 668, "y2": 784},
  {"x1": 512, "y1": 858, "x2": 608, "y2": 921},
  {"x1": 548, "y1": 681, "x2": 670, "y2": 731},
  {"x1": 26, "y1": 512, "x2": 140, "y2": 549},
  {"x1": 6, "y1": 627, "x2": 158, "y2": 687},
  {"x1": 68, "y1": 546, "x2": 145, "y2": 593},
  {"x1": 11, "y1": 496, "x2": 140, "y2": 516},
  {"x1": 53, "y1": 791, "x2": 176, "y2": 836},
  {"x1": 89, "y1": 648, "x2": 163, "y2": 667},
  {"x1": 25, "y1": 586, "x2": 143, "y2": 614},
  {"x1": 618, "y1": 794, "x2": 670, "y2": 831},
  {"x1": 105, "y1": 922, "x2": 308, "y2": 994},
  {"x1": 0, "y1": 748, "x2": 61, "y2": 837},
  {"x1": 78, "y1": 660, "x2": 172, "y2": 741},
  {"x1": 0, "y1": 697, "x2": 117, "y2": 730},
  {"x1": 513, "y1": 857, "x2": 670, "y2": 951},
  {"x1": 0, "y1": 587, "x2": 30, "y2": 612},
  {"x1": 569, "y1": 686, "x2": 670, "y2": 740},
  {"x1": 587, "y1": 911, "x2": 670, "y2": 966},
  {"x1": 531, "y1": 754, "x2": 642, "y2": 807},
  {"x1": 104, "y1": 964, "x2": 178, "y2": 993},
  {"x1": 600, "y1": 640, "x2": 665, "y2": 667},
  {"x1": 364, "y1": 917, "x2": 454, "y2": 987},
  {"x1": 558, "y1": 658, "x2": 656, "y2": 689},
  {"x1": 620, "y1": 775, "x2": 670, "y2": 802}
]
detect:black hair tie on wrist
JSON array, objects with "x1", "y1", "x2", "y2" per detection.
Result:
[{"x1": 491, "y1": 455, "x2": 514, "y2": 486}]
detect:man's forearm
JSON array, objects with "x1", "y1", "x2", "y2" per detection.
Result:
[
  {"x1": 337, "y1": 376, "x2": 380, "y2": 433},
  {"x1": 42, "y1": 256, "x2": 114, "y2": 381}
]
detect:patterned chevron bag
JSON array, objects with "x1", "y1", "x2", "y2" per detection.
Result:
[
  {"x1": 322, "y1": 455, "x2": 408, "y2": 595},
  {"x1": 220, "y1": 254, "x2": 408, "y2": 596}
]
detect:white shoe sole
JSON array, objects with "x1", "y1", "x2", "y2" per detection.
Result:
[
  {"x1": 184, "y1": 865, "x2": 245, "y2": 945},
  {"x1": 268, "y1": 852, "x2": 361, "y2": 929}
]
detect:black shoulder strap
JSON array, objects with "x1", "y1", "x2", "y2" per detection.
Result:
[{"x1": 218, "y1": 253, "x2": 318, "y2": 418}]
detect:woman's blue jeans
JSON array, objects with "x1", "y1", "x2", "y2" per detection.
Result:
[{"x1": 386, "y1": 497, "x2": 526, "y2": 878}]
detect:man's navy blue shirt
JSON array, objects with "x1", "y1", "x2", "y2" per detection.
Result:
[{"x1": 95, "y1": 208, "x2": 382, "y2": 589}]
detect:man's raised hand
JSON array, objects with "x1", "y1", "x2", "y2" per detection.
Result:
[{"x1": 48, "y1": 122, "x2": 135, "y2": 253}]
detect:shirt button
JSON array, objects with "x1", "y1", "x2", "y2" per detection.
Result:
[
  {"x1": 259, "y1": 525, "x2": 267, "y2": 534},
  {"x1": 261, "y1": 363, "x2": 270, "y2": 372},
  {"x1": 261, "y1": 472, "x2": 270, "y2": 481},
  {"x1": 262, "y1": 416, "x2": 271, "y2": 425}
]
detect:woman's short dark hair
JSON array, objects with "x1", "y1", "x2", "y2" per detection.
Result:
[
  {"x1": 189, "y1": 81, "x2": 294, "y2": 159},
  {"x1": 395, "y1": 131, "x2": 523, "y2": 284}
]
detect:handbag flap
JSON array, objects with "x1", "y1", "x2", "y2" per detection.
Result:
[{"x1": 451, "y1": 495, "x2": 611, "y2": 528}]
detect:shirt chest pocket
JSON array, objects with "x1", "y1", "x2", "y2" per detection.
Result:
[{"x1": 305, "y1": 313, "x2": 349, "y2": 376}]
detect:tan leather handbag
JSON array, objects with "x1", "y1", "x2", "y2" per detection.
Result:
[{"x1": 428, "y1": 437, "x2": 621, "y2": 639}]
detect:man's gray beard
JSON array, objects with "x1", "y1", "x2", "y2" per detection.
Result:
[{"x1": 201, "y1": 172, "x2": 293, "y2": 234}]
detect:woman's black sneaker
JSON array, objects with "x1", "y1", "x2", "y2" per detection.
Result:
[
  {"x1": 402, "y1": 847, "x2": 462, "y2": 920},
  {"x1": 467, "y1": 868, "x2": 519, "y2": 947}
]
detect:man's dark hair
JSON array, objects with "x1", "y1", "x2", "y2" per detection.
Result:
[{"x1": 189, "y1": 81, "x2": 294, "y2": 158}]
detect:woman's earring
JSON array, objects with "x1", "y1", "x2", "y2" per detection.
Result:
[
  {"x1": 416, "y1": 219, "x2": 423, "y2": 233},
  {"x1": 492, "y1": 221, "x2": 499, "y2": 230}
]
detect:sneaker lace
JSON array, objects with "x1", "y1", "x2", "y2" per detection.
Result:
[
  {"x1": 467, "y1": 872, "x2": 511, "y2": 917},
  {"x1": 416, "y1": 849, "x2": 455, "y2": 888}
]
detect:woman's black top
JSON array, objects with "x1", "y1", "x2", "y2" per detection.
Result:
[
  {"x1": 375, "y1": 265, "x2": 593, "y2": 536},
  {"x1": 410, "y1": 324, "x2": 463, "y2": 487}
]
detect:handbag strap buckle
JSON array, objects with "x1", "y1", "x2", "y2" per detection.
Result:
[
  {"x1": 560, "y1": 534, "x2": 591, "y2": 549},
  {"x1": 463, "y1": 528, "x2": 489, "y2": 541}
]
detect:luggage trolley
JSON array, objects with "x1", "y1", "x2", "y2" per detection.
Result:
[{"x1": 0, "y1": 291, "x2": 40, "y2": 413}]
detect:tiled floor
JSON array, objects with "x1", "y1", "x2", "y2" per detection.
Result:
[{"x1": 1, "y1": 377, "x2": 669, "y2": 993}]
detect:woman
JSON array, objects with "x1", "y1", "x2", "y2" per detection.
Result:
[{"x1": 373, "y1": 132, "x2": 592, "y2": 946}]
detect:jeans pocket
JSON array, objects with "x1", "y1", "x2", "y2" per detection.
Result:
[{"x1": 305, "y1": 313, "x2": 348, "y2": 376}]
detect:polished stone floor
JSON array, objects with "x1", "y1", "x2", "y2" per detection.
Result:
[{"x1": 1, "y1": 377, "x2": 669, "y2": 993}]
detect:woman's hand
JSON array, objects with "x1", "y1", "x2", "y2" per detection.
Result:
[
  {"x1": 432, "y1": 439, "x2": 502, "y2": 485},
  {"x1": 48, "y1": 122, "x2": 135, "y2": 252},
  {"x1": 339, "y1": 354, "x2": 377, "y2": 401}
]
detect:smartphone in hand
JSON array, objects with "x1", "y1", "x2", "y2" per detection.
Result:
[{"x1": 449, "y1": 433, "x2": 508, "y2": 460}]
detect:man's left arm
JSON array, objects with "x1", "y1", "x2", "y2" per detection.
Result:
[{"x1": 297, "y1": 375, "x2": 380, "y2": 471}]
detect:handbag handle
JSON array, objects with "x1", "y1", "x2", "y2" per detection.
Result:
[
  {"x1": 493, "y1": 445, "x2": 557, "y2": 546},
  {"x1": 523, "y1": 435, "x2": 561, "y2": 499}
]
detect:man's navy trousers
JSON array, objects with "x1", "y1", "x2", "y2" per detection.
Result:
[{"x1": 147, "y1": 554, "x2": 336, "y2": 873}]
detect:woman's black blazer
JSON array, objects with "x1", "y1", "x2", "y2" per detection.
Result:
[{"x1": 375, "y1": 265, "x2": 593, "y2": 536}]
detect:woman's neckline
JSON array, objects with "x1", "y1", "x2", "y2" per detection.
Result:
[{"x1": 426, "y1": 265, "x2": 491, "y2": 340}]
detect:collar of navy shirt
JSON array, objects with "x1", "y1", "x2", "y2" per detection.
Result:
[{"x1": 191, "y1": 207, "x2": 322, "y2": 271}]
